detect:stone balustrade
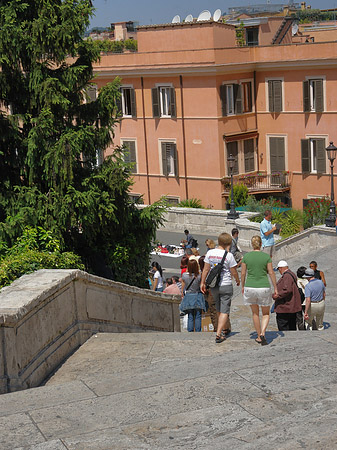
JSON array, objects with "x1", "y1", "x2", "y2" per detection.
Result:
[{"x1": 0, "y1": 269, "x2": 180, "y2": 394}]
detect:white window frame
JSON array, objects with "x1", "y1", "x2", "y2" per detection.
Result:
[
  {"x1": 225, "y1": 138, "x2": 257, "y2": 176},
  {"x1": 305, "y1": 75, "x2": 326, "y2": 112},
  {"x1": 166, "y1": 196, "x2": 180, "y2": 206},
  {"x1": 265, "y1": 77, "x2": 284, "y2": 112},
  {"x1": 156, "y1": 83, "x2": 173, "y2": 118},
  {"x1": 304, "y1": 135, "x2": 328, "y2": 174},
  {"x1": 120, "y1": 138, "x2": 138, "y2": 173},
  {"x1": 266, "y1": 134, "x2": 288, "y2": 174},
  {"x1": 159, "y1": 138, "x2": 177, "y2": 176},
  {"x1": 120, "y1": 85, "x2": 133, "y2": 117}
]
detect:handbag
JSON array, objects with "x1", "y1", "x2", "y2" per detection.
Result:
[
  {"x1": 205, "y1": 250, "x2": 228, "y2": 288},
  {"x1": 180, "y1": 292, "x2": 206, "y2": 313},
  {"x1": 179, "y1": 276, "x2": 205, "y2": 313}
]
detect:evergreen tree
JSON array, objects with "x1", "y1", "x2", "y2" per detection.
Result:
[{"x1": 0, "y1": 0, "x2": 166, "y2": 287}]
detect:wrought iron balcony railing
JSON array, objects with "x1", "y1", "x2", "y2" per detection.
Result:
[{"x1": 222, "y1": 172, "x2": 290, "y2": 193}]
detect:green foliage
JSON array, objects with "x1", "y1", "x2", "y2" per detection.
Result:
[
  {"x1": 303, "y1": 197, "x2": 330, "y2": 228},
  {"x1": 280, "y1": 209, "x2": 303, "y2": 238},
  {"x1": 229, "y1": 183, "x2": 248, "y2": 207},
  {"x1": 246, "y1": 196, "x2": 303, "y2": 237},
  {"x1": 8, "y1": 227, "x2": 60, "y2": 255},
  {"x1": 90, "y1": 39, "x2": 138, "y2": 53},
  {"x1": 178, "y1": 198, "x2": 204, "y2": 208},
  {"x1": 0, "y1": 1, "x2": 166, "y2": 288},
  {"x1": 235, "y1": 21, "x2": 245, "y2": 46},
  {"x1": 0, "y1": 249, "x2": 84, "y2": 288},
  {"x1": 295, "y1": 9, "x2": 337, "y2": 24}
]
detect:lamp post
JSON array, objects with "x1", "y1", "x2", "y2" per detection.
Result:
[
  {"x1": 325, "y1": 141, "x2": 337, "y2": 228},
  {"x1": 227, "y1": 153, "x2": 239, "y2": 219}
]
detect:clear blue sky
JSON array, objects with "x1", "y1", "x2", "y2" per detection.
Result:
[{"x1": 90, "y1": 0, "x2": 336, "y2": 29}]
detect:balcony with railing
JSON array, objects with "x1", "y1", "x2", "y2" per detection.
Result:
[{"x1": 222, "y1": 171, "x2": 290, "y2": 196}]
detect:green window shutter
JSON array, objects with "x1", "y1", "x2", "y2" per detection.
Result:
[
  {"x1": 169, "y1": 87, "x2": 176, "y2": 118},
  {"x1": 273, "y1": 80, "x2": 282, "y2": 112},
  {"x1": 116, "y1": 89, "x2": 122, "y2": 115},
  {"x1": 234, "y1": 84, "x2": 242, "y2": 115},
  {"x1": 130, "y1": 88, "x2": 137, "y2": 118},
  {"x1": 220, "y1": 84, "x2": 227, "y2": 116},
  {"x1": 87, "y1": 85, "x2": 97, "y2": 103},
  {"x1": 301, "y1": 139, "x2": 310, "y2": 173},
  {"x1": 152, "y1": 87, "x2": 160, "y2": 118},
  {"x1": 316, "y1": 139, "x2": 326, "y2": 173},
  {"x1": 314, "y1": 79, "x2": 324, "y2": 113},
  {"x1": 172, "y1": 143, "x2": 178, "y2": 176},
  {"x1": 303, "y1": 80, "x2": 310, "y2": 112},
  {"x1": 270, "y1": 137, "x2": 285, "y2": 172},
  {"x1": 123, "y1": 141, "x2": 137, "y2": 173},
  {"x1": 268, "y1": 81, "x2": 274, "y2": 112},
  {"x1": 161, "y1": 142, "x2": 168, "y2": 176},
  {"x1": 227, "y1": 141, "x2": 239, "y2": 174},
  {"x1": 244, "y1": 139, "x2": 254, "y2": 172}
]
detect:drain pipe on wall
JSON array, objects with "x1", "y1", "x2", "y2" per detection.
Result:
[
  {"x1": 141, "y1": 76, "x2": 151, "y2": 204},
  {"x1": 253, "y1": 70, "x2": 260, "y2": 171},
  {"x1": 180, "y1": 75, "x2": 189, "y2": 200}
]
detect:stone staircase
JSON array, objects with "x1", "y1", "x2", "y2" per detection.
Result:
[{"x1": 1, "y1": 324, "x2": 337, "y2": 449}]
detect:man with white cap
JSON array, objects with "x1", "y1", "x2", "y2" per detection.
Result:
[
  {"x1": 303, "y1": 268, "x2": 326, "y2": 330},
  {"x1": 272, "y1": 260, "x2": 302, "y2": 331}
]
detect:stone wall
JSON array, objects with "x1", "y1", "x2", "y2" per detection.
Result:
[{"x1": 0, "y1": 270, "x2": 180, "y2": 394}]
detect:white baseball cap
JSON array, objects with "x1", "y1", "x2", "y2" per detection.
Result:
[{"x1": 277, "y1": 260, "x2": 288, "y2": 268}]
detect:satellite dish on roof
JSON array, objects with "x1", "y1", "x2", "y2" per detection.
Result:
[
  {"x1": 197, "y1": 10, "x2": 211, "y2": 21},
  {"x1": 185, "y1": 14, "x2": 194, "y2": 22},
  {"x1": 292, "y1": 22, "x2": 299, "y2": 35},
  {"x1": 213, "y1": 9, "x2": 222, "y2": 21},
  {"x1": 172, "y1": 15, "x2": 181, "y2": 24}
]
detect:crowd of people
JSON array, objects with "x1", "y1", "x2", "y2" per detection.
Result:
[{"x1": 149, "y1": 213, "x2": 327, "y2": 343}]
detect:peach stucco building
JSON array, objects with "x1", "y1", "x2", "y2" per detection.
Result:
[{"x1": 92, "y1": 18, "x2": 337, "y2": 210}]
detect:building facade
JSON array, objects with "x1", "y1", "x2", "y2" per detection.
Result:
[{"x1": 92, "y1": 19, "x2": 337, "y2": 210}]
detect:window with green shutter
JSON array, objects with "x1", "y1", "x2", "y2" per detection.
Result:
[
  {"x1": 161, "y1": 142, "x2": 178, "y2": 176},
  {"x1": 301, "y1": 138, "x2": 326, "y2": 173},
  {"x1": 122, "y1": 140, "x2": 137, "y2": 173},
  {"x1": 268, "y1": 80, "x2": 282, "y2": 112},
  {"x1": 226, "y1": 141, "x2": 239, "y2": 174},
  {"x1": 269, "y1": 137, "x2": 285, "y2": 172},
  {"x1": 121, "y1": 87, "x2": 137, "y2": 117},
  {"x1": 152, "y1": 86, "x2": 176, "y2": 118},
  {"x1": 303, "y1": 79, "x2": 324, "y2": 112},
  {"x1": 244, "y1": 139, "x2": 255, "y2": 172}
]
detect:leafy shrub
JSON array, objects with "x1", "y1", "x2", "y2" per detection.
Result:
[
  {"x1": 303, "y1": 197, "x2": 330, "y2": 229},
  {"x1": 0, "y1": 249, "x2": 84, "y2": 288},
  {"x1": 246, "y1": 195, "x2": 287, "y2": 213},
  {"x1": 7, "y1": 226, "x2": 60, "y2": 255},
  {"x1": 228, "y1": 183, "x2": 248, "y2": 207},
  {"x1": 178, "y1": 198, "x2": 204, "y2": 208},
  {"x1": 280, "y1": 209, "x2": 303, "y2": 238},
  {"x1": 91, "y1": 38, "x2": 137, "y2": 53}
]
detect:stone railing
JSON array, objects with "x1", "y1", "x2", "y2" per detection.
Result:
[
  {"x1": 274, "y1": 225, "x2": 337, "y2": 261},
  {"x1": 0, "y1": 269, "x2": 180, "y2": 394}
]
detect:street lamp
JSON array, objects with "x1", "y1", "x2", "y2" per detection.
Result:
[
  {"x1": 227, "y1": 153, "x2": 239, "y2": 220},
  {"x1": 325, "y1": 141, "x2": 337, "y2": 227}
]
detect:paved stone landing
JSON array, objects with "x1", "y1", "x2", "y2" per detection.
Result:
[
  {"x1": 0, "y1": 244, "x2": 336, "y2": 449},
  {"x1": 0, "y1": 327, "x2": 336, "y2": 449}
]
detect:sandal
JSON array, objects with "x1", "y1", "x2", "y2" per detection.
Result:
[
  {"x1": 255, "y1": 338, "x2": 262, "y2": 344},
  {"x1": 215, "y1": 335, "x2": 226, "y2": 344},
  {"x1": 260, "y1": 335, "x2": 268, "y2": 346},
  {"x1": 223, "y1": 328, "x2": 231, "y2": 336}
]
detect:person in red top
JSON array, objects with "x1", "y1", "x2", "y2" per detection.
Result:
[{"x1": 272, "y1": 260, "x2": 302, "y2": 331}]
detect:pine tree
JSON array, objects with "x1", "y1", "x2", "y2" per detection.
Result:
[{"x1": 0, "y1": 0, "x2": 166, "y2": 287}]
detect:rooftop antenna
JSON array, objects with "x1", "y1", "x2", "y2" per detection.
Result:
[
  {"x1": 185, "y1": 14, "x2": 194, "y2": 22},
  {"x1": 213, "y1": 9, "x2": 222, "y2": 21},
  {"x1": 172, "y1": 15, "x2": 181, "y2": 23},
  {"x1": 197, "y1": 10, "x2": 211, "y2": 21}
]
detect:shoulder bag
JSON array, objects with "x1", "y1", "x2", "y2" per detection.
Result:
[{"x1": 205, "y1": 250, "x2": 228, "y2": 289}]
